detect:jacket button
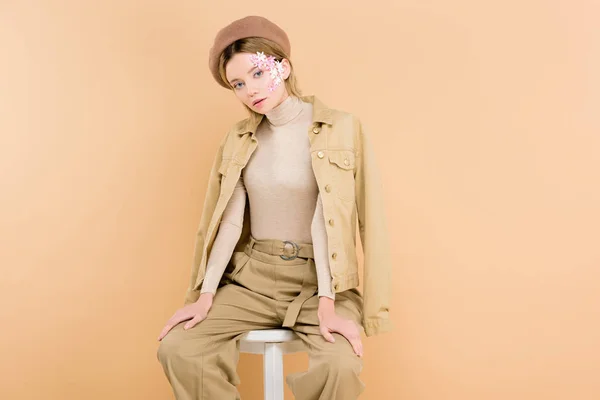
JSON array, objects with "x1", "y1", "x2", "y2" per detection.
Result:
[
  {"x1": 344, "y1": 158, "x2": 349, "y2": 166},
  {"x1": 331, "y1": 252, "x2": 337, "y2": 260},
  {"x1": 313, "y1": 127, "x2": 320, "y2": 134},
  {"x1": 325, "y1": 184, "x2": 331, "y2": 193},
  {"x1": 328, "y1": 218, "x2": 334, "y2": 226},
  {"x1": 334, "y1": 283, "x2": 340, "y2": 291},
  {"x1": 317, "y1": 151, "x2": 324, "y2": 159}
]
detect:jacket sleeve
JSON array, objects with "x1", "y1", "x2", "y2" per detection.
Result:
[
  {"x1": 183, "y1": 134, "x2": 228, "y2": 305},
  {"x1": 354, "y1": 118, "x2": 393, "y2": 336}
]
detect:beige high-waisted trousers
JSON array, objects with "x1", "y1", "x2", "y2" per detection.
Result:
[{"x1": 157, "y1": 236, "x2": 365, "y2": 399}]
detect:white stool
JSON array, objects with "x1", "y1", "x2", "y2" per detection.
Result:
[{"x1": 239, "y1": 329, "x2": 305, "y2": 400}]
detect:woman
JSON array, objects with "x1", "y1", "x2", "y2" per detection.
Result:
[{"x1": 157, "y1": 15, "x2": 392, "y2": 400}]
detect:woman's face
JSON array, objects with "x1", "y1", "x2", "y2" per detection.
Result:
[{"x1": 225, "y1": 52, "x2": 291, "y2": 114}]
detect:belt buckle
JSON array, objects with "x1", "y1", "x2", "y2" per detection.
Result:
[{"x1": 280, "y1": 240, "x2": 299, "y2": 260}]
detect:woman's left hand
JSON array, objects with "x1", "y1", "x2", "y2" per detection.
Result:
[{"x1": 317, "y1": 297, "x2": 363, "y2": 357}]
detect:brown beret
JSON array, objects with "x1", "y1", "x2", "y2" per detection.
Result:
[{"x1": 208, "y1": 16, "x2": 291, "y2": 89}]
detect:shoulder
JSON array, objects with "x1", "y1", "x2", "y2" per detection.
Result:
[
  {"x1": 229, "y1": 117, "x2": 253, "y2": 135},
  {"x1": 325, "y1": 108, "x2": 364, "y2": 149},
  {"x1": 326, "y1": 107, "x2": 363, "y2": 131},
  {"x1": 213, "y1": 117, "x2": 256, "y2": 163},
  {"x1": 217, "y1": 117, "x2": 251, "y2": 147}
]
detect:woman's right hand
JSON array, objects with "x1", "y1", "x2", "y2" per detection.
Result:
[{"x1": 157, "y1": 293, "x2": 214, "y2": 341}]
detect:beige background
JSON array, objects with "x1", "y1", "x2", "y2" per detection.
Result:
[{"x1": 1, "y1": 1, "x2": 599, "y2": 399}]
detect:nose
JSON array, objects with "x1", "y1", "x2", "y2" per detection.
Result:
[{"x1": 246, "y1": 83, "x2": 259, "y2": 97}]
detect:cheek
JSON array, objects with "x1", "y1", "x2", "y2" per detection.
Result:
[
  {"x1": 263, "y1": 68, "x2": 277, "y2": 80},
  {"x1": 265, "y1": 71, "x2": 284, "y2": 92},
  {"x1": 259, "y1": 72, "x2": 272, "y2": 86},
  {"x1": 233, "y1": 90, "x2": 247, "y2": 102},
  {"x1": 274, "y1": 76, "x2": 287, "y2": 93}
]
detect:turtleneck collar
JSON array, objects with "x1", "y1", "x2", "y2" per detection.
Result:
[{"x1": 264, "y1": 95, "x2": 304, "y2": 127}]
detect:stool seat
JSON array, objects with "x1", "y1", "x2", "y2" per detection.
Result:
[
  {"x1": 239, "y1": 329, "x2": 305, "y2": 400},
  {"x1": 240, "y1": 328, "x2": 297, "y2": 342},
  {"x1": 239, "y1": 328, "x2": 305, "y2": 354}
]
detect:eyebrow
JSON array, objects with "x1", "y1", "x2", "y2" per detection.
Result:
[{"x1": 228, "y1": 66, "x2": 258, "y2": 84}]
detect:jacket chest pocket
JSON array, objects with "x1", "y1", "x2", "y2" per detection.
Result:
[{"x1": 327, "y1": 150, "x2": 356, "y2": 202}]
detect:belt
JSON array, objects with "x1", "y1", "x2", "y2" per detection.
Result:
[
  {"x1": 245, "y1": 236, "x2": 318, "y2": 328},
  {"x1": 247, "y1": 236, "x2": 314, "y2": 260}
]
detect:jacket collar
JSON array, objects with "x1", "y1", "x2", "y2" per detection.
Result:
[{"x1": 233, "y1": 95, "x2": 333, "y2": 136}]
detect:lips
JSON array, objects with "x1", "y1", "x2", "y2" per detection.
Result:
[{"x1": 252, "y1": 98, "x2": 266, "y2": 106}]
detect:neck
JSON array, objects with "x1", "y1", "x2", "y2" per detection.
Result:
[{"x1": 265, "y1": 95, "x2": 303, "y2": 126}]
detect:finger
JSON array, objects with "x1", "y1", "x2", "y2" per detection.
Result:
[
  {"x1": 332, "y1": 324, "x2": 361, "y2": 356},
  {"x1": 184, "y1": 314, "x2": 205, "y2": 330},
  {"x1": 158, "y1": 313, "x2": 192, "y2": 340},
  {"x1": 350, "y1": 325, "x2": 363, "y2": 357},
  {"x1": 350, "y1": 322, "x2": 364, "y2": 357},
  {"x1": 319, "y1": 325, "x2": 336, "y2": 343},
  {"x1": 349, "y1": 336, "x2": 361, "y2": 356},
  {"x1": 158, "y1": 324, "x2": 174, "y2": 341},
  {"x1": 355, "y1": 338, "x2": 364, "y2": 357}
]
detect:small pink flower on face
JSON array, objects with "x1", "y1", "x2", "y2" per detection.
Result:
[{"x1": 249, "y1": 51, "x2": 285, "y2": 92}]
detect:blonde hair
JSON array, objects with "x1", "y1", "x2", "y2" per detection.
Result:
[{"x1": 218, "y1": 37, "x2": 302, "y2": 126}]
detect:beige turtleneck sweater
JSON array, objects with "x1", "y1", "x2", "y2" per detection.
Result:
[{"x1": 200, "y1": 95, "x2": 334, "y2": 299}]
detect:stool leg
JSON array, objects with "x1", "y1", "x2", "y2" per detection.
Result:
[{"x1": 264, "y1": 343, "x2": 284, "y2": 400}]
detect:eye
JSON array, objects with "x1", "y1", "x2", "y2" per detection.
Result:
[
  {"x1": 233, "y1": 82, "x2": 244, "y2": 90},
  {"x1": 254, "y1": 70, "x2": 263, "y2": 78}
]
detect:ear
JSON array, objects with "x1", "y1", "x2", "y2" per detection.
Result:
[{"x1": 281, "y1": 58, "x2": 292, "y2": 80}]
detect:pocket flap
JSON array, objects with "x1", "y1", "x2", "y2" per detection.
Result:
[{"x1": 327, "y1": 150, "x2": 356, "y2": 170}]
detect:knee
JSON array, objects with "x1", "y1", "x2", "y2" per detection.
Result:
[
  {"x1": 156, "y1": 329, "x2": 213, "y2": 366},
  {"x1": 157, "y1": 328, "x2": 197, "y2": 365},
  {"x1": 156, "y1": 333, "x2": 182, "y2": 365}
]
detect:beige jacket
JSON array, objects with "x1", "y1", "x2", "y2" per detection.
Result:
[{"x1": 183, "y1": 95, "x2": 392, "y2": 336}]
